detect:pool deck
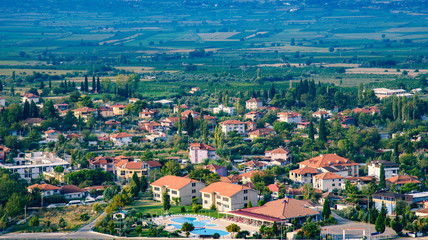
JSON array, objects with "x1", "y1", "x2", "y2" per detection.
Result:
[{"x1": 153, "y1": 214, "x2": 259, "y2": 237}]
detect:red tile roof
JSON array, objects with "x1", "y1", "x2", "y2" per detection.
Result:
[
  {"x1": 219, "y1": 120, "x2": 244, "y2": 125},
  {"x1": 189, "y1": 143, "x2": 215, "y2": 150},
  {"x1": 145, "y1": 160, "x2": 162, "y2": 168},
  {"x1": 110, "y1": 132, "x2": 133, "y2": 138},
  {"x1": 246, "y1": 98, "x2": 262, "y2": 103},
  {"x1": 298, "y1": 154, "x2": 358, "y2": 168},
  {"x1": 27, "y1": 183, "x2": 60, "y2": 191},
  {"x1": 270, "y1": 147, "x2": 290, "y2": 154},
  {"x1": 314, "y1": 172, "x2": 344, "y2": 180},
  {"x1": 229, "y1": 198, "x2": 319, "y2": 222},
  {"x1": 267, "y1": 184, "x2": 279, "y2": 193},
  {"x1": 386, "y1": 175, "x2": 421, "y2": 185},
  {"x1": 151, "y1": 175, "x2": 201, "y2": 190},
  {"x1": 290, "y1": 167, "x2": 319, "y2": 175},
  {"x1": 60, "y1": 185, "x2": 85, "y2": 194},
  {"x1": 125, "y1": 162, "x2": 143, "y2": 169},
  {"x1": 200, "y1": 182, "x2": 252, "y2": 197}
]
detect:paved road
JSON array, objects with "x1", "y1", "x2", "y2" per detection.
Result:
[{"x1": 321, "y1": 212, "x2": 397, "y2": 239}]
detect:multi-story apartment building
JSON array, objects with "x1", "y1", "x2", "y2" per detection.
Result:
[
  {"x1": 188, "y1": 143, "x2": 218, "y2": 164},
  {"x1": 245, "y1": 98, "x2": 263, "y2": 110},
  {"x1": 219, "y1": 120, "x2": 245, "y2": 135},
  {"x1": 200, "y1": 182, "x2": 258, "y2": 211},
  {"x1": 151, "y1": 175, "x2": 206, "y2": 205}
]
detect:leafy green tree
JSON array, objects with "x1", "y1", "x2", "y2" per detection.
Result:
[
  {"x1": 54, "y1": 166, "x2": 64, "y2": 174},
  {"x1": 272, "y1": 221, "x2": 279, "y2": 236},
  {"x1": 28, "y1": 215, "x2": 39, "y2": 232},
  {"x1": 391, "y1": 215, "x2": 403, "y2": 234},
  {"x1": 181, "y1": 222, "x2": 195, "y2": 237},
  {"x1": 192, "y1": 204, "x2": 202, "y2": 213},
  {"x1": 322, "y1": 198, "x2": 331, "y2": 219},
  {"x1": 5, "y1": 193, "x2": 25, "y2": 217},
  {"x1": 107, "y1": 219, "x2": 114, "y2": 233},
  {"x1": 300, "y1": 217, "x2": 320, "y2": 239},
  {"x1": 226, "y1": 223, "x2": 241, "y2": 238},
  {"x1": 0, "y1": 215, "x2": 8, "y2": 231},
  {"x1": 92, "y1": 202, "x2": 103, "y2": 213},
  {"x1": 163, "y1": 191, "x2": 171, "y2": 211},
  {"x1": 161, "y1": 160, "x2": 181, "y2": 176},
  {"x1": 62, "y1": 110, "x2": 76, "y2": 130}
]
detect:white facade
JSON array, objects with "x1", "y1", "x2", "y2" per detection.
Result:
[
  {"x1": 213, "y1": 104, "x2": 235, "y2": 115},
  {"x1": 313, "y1": 176, "x2": 344, "y2": 192},
  {"x1": 219, "y1": 121, "x2": 245, "y2": 135},
  {"x1": 0, "y1": 98, "x2": 5, "y2": 107},
  {"x1": 1, "y1": 152, "x2": 70, "y2": 180},
  {"x1": 111, "y1": 136, "x2": 132, "y2": 147},
  {"x1": 245, "y1": 99, "x2": 263, "y2": 110},
  {"x1": 277, "y1": 112, "x2": 302, "y2": 124},
  {"x1": 188, "y1": 143, "x2": 218, "y2": 164},
  {"x1": 367, "y1": 161, "x2": 399, "y2": 179}
]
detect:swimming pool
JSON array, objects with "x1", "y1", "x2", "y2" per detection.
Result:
[{"x1": 168, "y1": 217, "x2": 229, "y2": 236}]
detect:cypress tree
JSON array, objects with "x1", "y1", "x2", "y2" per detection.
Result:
[
  {"x1": 80, "y1": 82, "x2": 84, "y2": 92},
  {"x1": 322, "y1": 198, "x2": 331, "y2": 219},
  {"x1": 308, "y1": 120, "x2": 315, "y2": 141},
  {"x1": 247, "y1": 199, "x2": 252, "y2": 208},
  {"x1": 40, "y1": 79, "x2": 45, "y2": 89},
  {"x1": 30, "y1": 101, "x2": 38, "y2": 118},
  {"x1": 186, "y1": 113, "x2": 194, "y2": 136},
  {"x1": 0, "y1": 80, "x2": 3, "y2": 91},
  {"x1": 23, "y1": 100, "x2": 30, "y2": 119},
  {"x1": 49, "y1": 79, "x2": 52, "y2": 88},
  {"x1": 318, "y1": 116, "x2": 327, "y2": 142},
  {"x1": 84, "y1": 75, "x2": 88, "y2": 92},
  {"x1": 379, "y1": 163, "x2": 386, "y2": 189},
  {"x1": 97, "y1": 76, "x2": 101, "y2": 93},
  {"x1": 375, "y1": 203, "x2": 386, "y2": 233},
  {"x1": 92, "y1": 75, "x2": 96, "y2": 92}
]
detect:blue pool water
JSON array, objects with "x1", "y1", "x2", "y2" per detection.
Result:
[{"x1": 168, "y1": 217, "x2": 229, "y2": 236}]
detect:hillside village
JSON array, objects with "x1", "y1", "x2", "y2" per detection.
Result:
[{"x1": 0, "y1": 75, "x2": 427, "y2": 239}]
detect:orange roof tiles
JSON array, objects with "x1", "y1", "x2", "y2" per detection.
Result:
[
  {"x1": 110, "y1": 132, "x2": 133, "y2": 138},
  {"x1": 151, "y1": 175, "x2": 201, "y2": 190},
  {"x1": 298, "y1": 154, "x2": 358, "y2": 168},
  {"x1": 219, "y1": 120, "x2": 244, "y2": 125},
  {"x1": 229, "y1": 198, "x2": 319, "y2": 221},
  {"x1": 386, "y1": 175, "x2": 421, "y2": 185},
  {"x1": 27, "y1": 183, "x2": 60, "y2": 191},
  {"x1": 314, "y1": 172, "x2": 344, "y2": 180},
  {"x1": 290, "y1": 166, "x2": 319, "y2": 175},
  {"x1": 200, "y1": 182, "x2": 251, "y2": 197}
]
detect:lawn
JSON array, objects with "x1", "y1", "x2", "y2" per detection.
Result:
[{"x1": 125, "y1": 193, "x2": 225, "y2": 219}]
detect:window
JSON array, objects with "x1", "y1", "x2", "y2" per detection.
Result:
[
  {"x1": 244, "y1": 190, "x2": 248, "y2": 194},
  {"x1": 204, "y1": 194, "x2": 210, "y2": 198},
  {"x1": 332, "y1": 184, "x2": 335, "y2": 187},
  {"x1": 204, "y1": 200, "x2": 208, "y2": 204},
  {"x1": 192, "y1": 189, "x2": 196, "y2": 193},
  {"x1": 223, "y1": 197, "x2": 229, "y2": 202},
  {"x1": 154, "y1": 187, "x2": 160, "y2": 191},
  {"x1": 192, "y1": 183, "x2": 196, "y2": 187},
  {"x1": 172, "y1": 190, "x2": 177, "y2": 195},
  {"x1": 217, "y1": 195, "x2": 221, "y2": 199},
  {"x1": 244, "y1": 196, "x2": 248, "y2": 201}
]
